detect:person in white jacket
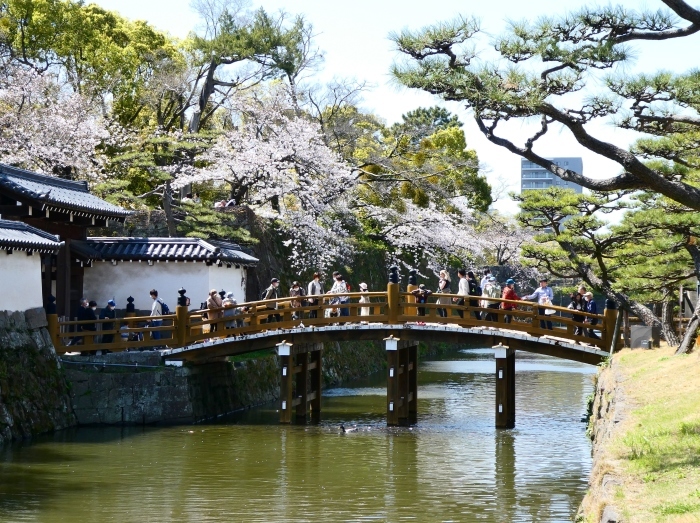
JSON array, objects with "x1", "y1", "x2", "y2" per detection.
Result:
[{"x1": 523, "y1": 278, "x2": 554, "y2": 330}]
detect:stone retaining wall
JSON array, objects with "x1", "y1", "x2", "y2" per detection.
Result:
[
  {"x1": 0, "y1": 308, "x2": 76, "y2": 446},
  {"x1": 63, "y1": 339, "x2": 388, "y2": 425},
  {"x1": 576, "y1": 362, "x2": 627, "y2": 523}
]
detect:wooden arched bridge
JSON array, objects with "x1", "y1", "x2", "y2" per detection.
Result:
[{"x1": 48, "y1": 279, "x2": 621, "y2": 429}]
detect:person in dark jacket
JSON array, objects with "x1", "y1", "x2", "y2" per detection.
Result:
[
  {"x1": 99, "y1": 300, "x2": 117, "y2": 344},
  {"x1": 467, "y1": 271, "x2": 481, "y2": 320},
  {"x1": 263, "y1": 278, "x2": 281, "y2": 323},
  {"x1": 583, "y1": 292, "x2": 600, "y2": 339},
  {"x1": 411, "y1": 284, "x2": 433, "y2": 321},
  {"x1": 567, "y1": 292, "x2": 585, "y2": 335}
]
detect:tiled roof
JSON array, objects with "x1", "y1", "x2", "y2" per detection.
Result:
[
  {"x1": 0, "y1": 219, "x2": 63, "y2": 253},
  {"x1": 0, "y1": 164, "x2": 131, "y2": 219},
  {"x1": 74, "y1": 237, "x2": 258, "y2": 266}
]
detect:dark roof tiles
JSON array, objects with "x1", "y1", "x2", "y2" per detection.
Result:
[
  {"x1": 0, "y1": 164, "x2": 131, "y2": 219},
  {"x1": 74, "y1": 237, "x2": 258, "y2": 266},
  {"x1": 0, "y1": 219, "x2": 63, "y2": 253}
]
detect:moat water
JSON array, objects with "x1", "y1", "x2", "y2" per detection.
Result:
[{"x1": 0, "y1": 348, "x2": 595, "y2": 522}]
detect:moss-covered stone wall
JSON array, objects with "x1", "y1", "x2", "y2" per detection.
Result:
[{"x1": 0, "y1": 308, "x2": 76, "y2": 446}]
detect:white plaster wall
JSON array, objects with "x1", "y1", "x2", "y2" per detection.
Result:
[
  {"x1": 0, "y1": 252, "x2": 42, "y2": 311},
  {"x1": 83, "y1": 261, "x2": 248, "y2": 311}
]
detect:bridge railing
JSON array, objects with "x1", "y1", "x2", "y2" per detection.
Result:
[
  {"x1": 397, "y1": 292, "x2": 609, "y2": 347},
  {"x1": 49, "y1": 312, "x2": 177, "y2": 354},
  {"x1": 47, "y1": 284, "x2": 620, "y2": 355}
]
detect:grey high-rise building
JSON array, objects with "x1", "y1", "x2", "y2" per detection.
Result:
[{"x1": 520, "y1": 157, "x2": 583, "y2": 193}]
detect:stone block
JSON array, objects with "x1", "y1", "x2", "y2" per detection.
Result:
[
  {"x1": 8, "y1": 310, "x2": 26, "y2": 330},
  {"x1": 99, "y1": 407, "x2": 123, "y2": 424},
  {"x1": 25, "y1": 308, "x2": 47, "y2": 330},
  {"x1": 74, "y1": 408, "x2": 100, "y2": 425}
]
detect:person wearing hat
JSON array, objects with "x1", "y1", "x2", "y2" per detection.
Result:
[
  {"x1": 583, "y1": 292, "x2": 600, "y2": 339},
  {"x1": 262, "y1": 278, "x2": 281, "y2": 323},
  {"x1": 358, "y1": 282, "x2": 371, "y2": 319},
  {"x1": 523, "y1": 278, "x2": 554, "y2": 330},
  {"x1": 99, "y1": 299, "x2": 117, "y2": 344},
  {"x1": 501, "y1": 279, "x2": 520, "y2": 324},
  {"x1": 411, "y1": 283, "x2": 433, "y2": 322},
  {"x1": 206, "y1": 288, "x2": 224, "y2": 333},
  {"x1": 482, "y1": 275, "x2": 502, "y2": 322},
  {"x1": 289, "y1": 281, "x2": 306, "y2": 320}
]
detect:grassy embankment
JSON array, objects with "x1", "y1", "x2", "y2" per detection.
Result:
[{"x1": 592, "y1": 344, "x2": 700, "y2": 522}]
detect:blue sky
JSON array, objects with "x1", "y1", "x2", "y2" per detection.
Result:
[{"x1": 93, "y1": 0, "x2": 696, "y2": 214}]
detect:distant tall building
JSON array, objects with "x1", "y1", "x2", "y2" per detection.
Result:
[{"x1": 520, "y1": 157, "x2": 583, "y2": 193}]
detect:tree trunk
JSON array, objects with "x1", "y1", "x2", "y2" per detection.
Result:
[
  {"x1": 162, "y1": 180, "x2": 178, "y2": 237},
  {"x1": 676, "y1": 243, "x2": 700, "y2": 354},
  {"x1": 188, "y1": 58, "x2": 218, "y2": 134},
  {"x1": 661, "y1": 296, "x2": 680, "y2": 346}
]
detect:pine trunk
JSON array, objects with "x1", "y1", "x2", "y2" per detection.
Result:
[
  {"x1": 676, "y1": 243, "x2": 700, "y2": 354},
  {"x1": 162, "y1": 181, "x2": 178, "y2": 237},
  {"x1": 661, "y1": 297, "x2": 680, "y2": 346}
]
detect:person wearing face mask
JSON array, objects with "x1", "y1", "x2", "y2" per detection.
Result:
[{"x1": 99, "y1": 300, "x2": 117, "y2": 344}]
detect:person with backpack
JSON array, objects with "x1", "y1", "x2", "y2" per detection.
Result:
[
  {"x1": 411, "y1": 284, "x2": 433, "y2": 323},
  {"x1": 262, "y1": 278, "x2": 281, "y2": 323},
  {"x1": 501, "y1": 279, "x2": 520, "y2": 324},
  {"x1": 482, "y1": 276, "x2": 502, "y2": 322},
  {"x1": 467, "y1": 270, "x2": 481, "y2": 320}
]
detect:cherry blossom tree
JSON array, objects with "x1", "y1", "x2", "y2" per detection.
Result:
[
  {"x1": 172, "y1": 85, "x2": 356, "y2": 270},
  {"x1": 0, "y1": 64, "x2": 110, "y2": 180}
]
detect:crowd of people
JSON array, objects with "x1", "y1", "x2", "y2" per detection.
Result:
[
  {"x1": 68, "y1": 270, "x2": 602, "y2": 351},
  {"x1": 251, "y1": 269, "x2": 601, "y2": 338}
]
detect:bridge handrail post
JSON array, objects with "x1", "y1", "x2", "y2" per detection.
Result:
[
  {"x1": 47, "y1": 313, "x2": 61, "y2": 351},
  {"x1": 175, "y1": 288, "x2": 190, "y2": 346},
  {"x1": 603, "y1": 299, "x2": 618, "y2": 352},
  {"x1": 387, "y1": 266, "x2": 400, "y2": 324},
  {"x1": 406, "y1": 269, "x2": 418, "y2": 317}
]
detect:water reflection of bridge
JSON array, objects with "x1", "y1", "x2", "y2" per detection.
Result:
[{"x1": 48, "y1": 277, "x2": 620, "y2": 429}]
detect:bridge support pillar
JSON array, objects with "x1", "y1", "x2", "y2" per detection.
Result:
[
  {"x1": 386, "y1": 337, "x2": 418, "y2": 426},
  {"x1": 494, "y1": 344, "x2": 515, "y2": 429},
  {"x1": 277, "y1": 341, "x2": 323, "y2": 424}
]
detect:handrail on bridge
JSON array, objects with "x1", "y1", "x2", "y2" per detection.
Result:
[{"x1": 47, "y1": 282, "x2": 622, "y2": 355}]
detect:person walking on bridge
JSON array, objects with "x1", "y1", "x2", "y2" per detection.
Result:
[
  {"x1": 359, "y1": 282, "x2": 370, "y2": 319},
  {"x1": 289, "y1": 281, "x2": 305, "y2": 320},
  {"x1": 435, "y1": 270, "x2": 451, "y2": 318},
  {"x1": 454, "y1": 269, "x2": 469, "y2": 318},
  {"x1": 262, "y1": 278, "x2": 281, "y2": 323},
  {"x1": 583, "y1": 292, "x2": 600, "y2": 339},
  {"x1": 467, "y1": 271, "x2": 481, "y2": 320},
  {"x1": 207, "y1": 289, "x2": 224, "y2": 333},
  {"x1": 501, "y1": 279, "x2": 520, "y2": 324},
  {"x1": 482, "y1": 276, "x2": 502, "y2": 322},
  {"x1": 99, "y1": 300, "x2": 117, "y2": 344},
  {"x1": 330, "y1": 274, "x2": 350, "y2": 318},
  {"x1": 412, "y1": 284, "x2": 432, "y2": 322},
  {"x1": 523, "y1": 278, "x2": 554, "y2": 330},
  {"x1": 307, "y1": 273, "x2": 324, "y2": 319}
]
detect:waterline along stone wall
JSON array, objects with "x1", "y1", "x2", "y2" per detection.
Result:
[
  {"x1": 0, "y1": 308, "x2": 76, "y2": 446},
  {"x1": 64, "y1": 339, "x2": 389, "y2": 425}
]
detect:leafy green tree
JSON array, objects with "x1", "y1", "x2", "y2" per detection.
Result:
[{"x1": 391, "y1": 2, "x2": 700, "y2": 211}]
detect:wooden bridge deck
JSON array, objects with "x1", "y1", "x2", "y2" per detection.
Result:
[{"x1": 162, "y1": 323, "x2": 609, "y2": 365}]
